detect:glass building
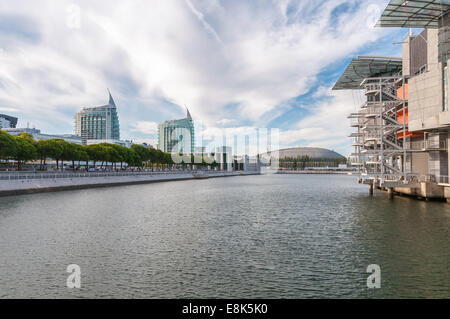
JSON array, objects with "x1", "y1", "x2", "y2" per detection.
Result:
[
  {"x1": 158, "y1": 109, "x2": 195, "y2": 153},
  {"x1": 0, "y1": 114, "x2": 18, "y2": 128},
  {"x1": 75, "y1": 91, "x2": 120, "y2": 144}
]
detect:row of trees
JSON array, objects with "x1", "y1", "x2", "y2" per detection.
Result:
[{"x1": 0, "y1": 130, "x2": 218, "y2": 171}]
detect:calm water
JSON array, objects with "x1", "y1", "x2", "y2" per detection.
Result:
[{"x1": 0, "y1": 174, "x2": 449, "y2": 299}]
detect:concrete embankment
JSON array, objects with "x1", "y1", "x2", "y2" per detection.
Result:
[
  {"x1": 0, "y1": 172, "x2": 258, "y2": 197},
  {"x1": 276, "y1": 171, "x2": 354, "y2": 175}
]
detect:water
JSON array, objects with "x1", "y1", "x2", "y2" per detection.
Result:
[{"x1": 0, "y1": 174, "x2": 449, "y2": 299}]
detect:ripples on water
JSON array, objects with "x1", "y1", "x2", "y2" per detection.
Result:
[{"x1": 0, "y1": 174, "x2": 449, "y2": 298}]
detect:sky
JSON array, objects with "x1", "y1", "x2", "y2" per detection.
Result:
[{"x1": 0, "y1": 0, "x2": 410, "y2": 156}]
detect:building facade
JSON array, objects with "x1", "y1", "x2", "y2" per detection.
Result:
[
  {"x1": 3, "y1": 128, "x2": 82, "y2": 144},
  {"x1": 158, "y1": 109, "x2": 195, "y2": 153},
  {"x1": 87, "y1": 139, "x2": 133, "y2": 148},
  {"x1": 335, "y1": 0, "x2": 450, "y2": 200},
  {"x1": 0, "y1": 114, "x2": 18, "y2": 129},
  {"x1": 75, "y1": 91, "x2": 120, "y2": 144}
]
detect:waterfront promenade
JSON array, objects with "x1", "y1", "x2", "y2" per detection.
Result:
[{"x1": 0, "y1": 170, "x2": 258, "y2": 197}]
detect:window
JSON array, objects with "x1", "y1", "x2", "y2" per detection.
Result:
[
  {"x1": 444, "y1": 66, "x2": 448, "y2": 112},
  {"x1": 415, "y1": 65, "x2": 427, "y2": 75}
]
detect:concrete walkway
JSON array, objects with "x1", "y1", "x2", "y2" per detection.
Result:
[{"x1": 0, "y1": 171, "x2": 259, "y2": 197}]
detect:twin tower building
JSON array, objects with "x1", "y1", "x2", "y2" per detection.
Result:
[{"x1": 74, "y1": 90, "x2": 194, "y2": 153}]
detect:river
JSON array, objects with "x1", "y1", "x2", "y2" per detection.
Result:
[{"x1": 0, "y1": 174, "x2": 449, "y2": 298}]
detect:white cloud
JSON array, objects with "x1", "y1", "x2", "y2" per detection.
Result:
[
  {"x1": 278, "y1": 87, "x2": 365, "y2": 155},
  {"x1": 132, "y1": 138, "x2": 158, "y2": 147},
  {"x1": 184, "y1": 0, "x2": 223, "y2": 45},
  {"x1": 132, "y1": 121, "x2": 159, "y2": 135},
  {"x1": 0, "y1": 0, "x2": 393, "y2": 149}
]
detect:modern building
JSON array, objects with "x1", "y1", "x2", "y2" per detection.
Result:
[
  {"x1": 3, "y1": 128, "x2": 82, "y2": 144},
  {"x1": 75, "y1": 90, "x2": 120, "y2": 144},
  {"x1": 263, "y1": 147, "x2": 345, "y2": 160},
  {"x1": 158, "y1": 109, "x2": 195, "y2": 153},
  {"x1": 0, "y1": 114, "x2": 18, "y2": 129},
  {"x1": 334, "y1": 0, "x2": 450, "y2": 200},
  {"x1": 262, "y1": 147, "x2": 347, "y2": 170},
  {"x1": 215, "y1": 146, "x2": 233, "y2": 171}
]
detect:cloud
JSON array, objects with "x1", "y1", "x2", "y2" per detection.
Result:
[
  {"x1": 184, "y1": 0, "x2": 223, "y2": 45},
  {"x1": 132, "y1": 138, "x2": 158, "y2": 147},
  {"x1": 277, "y1": 87, "x2": 365, "y2": 155},
  {"x1": 0, "y1": 0, "x2": 395, "y2": 152},
  {"x1": 132, "y1": 121, "x2": 159, "y2": 135}
]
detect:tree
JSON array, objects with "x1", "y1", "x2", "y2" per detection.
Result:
[
  {"x1": 162, "y1": 152, "x2": 173, "y2": 169},
  {"x1": 37, "y1": 140, "x2": 52, "y2": 170},
  {"x1": 0, "y1": 130, "x2": 17, "y2": 163},
  {"x1": 62, "y1": 143, "x2": 88, "y2": 170},
  {"x1": 74, "y1": 144, "x2": 89, "y2": 169},
  {"x1": 99, "y1": 143, "x2": 120, "y2": 169},
  {"x1": 110, "y1": 144, "x2": 128, "y2": 169},
  {"x1": 14, "y1": 133, "x2": 38, "y2": 171},
  {"x1": 86, "y1": 144, "x2": 105, "y2": 169},
  {"x1": 126, "y1": 149, "x2": 141, "y2": 167},
  {"x1": 51, "y1": 139, "x2": 72, "y2": 170},
  {"x1": 131, "y1": 144, "x2": 150, "y2": 168}
]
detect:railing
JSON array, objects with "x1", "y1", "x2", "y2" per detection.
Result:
[
  {"x1": 364, "y1": 132, "x2": 381, "y2": 140},
  {"x1": 405, "y1": 139, "x2": 447, "y2": 151},
  {"x1": 438, "y1": 175, "x2": 450, "y2": 184},
  {"x1": 0, "y1": 170, "x2": 228, "y2": 181},
  {"x1": 350, "y1": 118, "x2": 365, "y2": 127},
  {"x1": 359, "y1": 174, "x2": 450, "y2": 185}
]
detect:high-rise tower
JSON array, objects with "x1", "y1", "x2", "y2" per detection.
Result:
[{"x1": 75, "y1": 90, "x2": 120, "y2": 144}]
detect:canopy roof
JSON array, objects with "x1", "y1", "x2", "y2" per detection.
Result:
[
  {"x1": 333, "y1": 56, "x2": 403, "y2": 90},
  {"x1": 376, "y1": 0, "x2": 450, "y2": 28}
]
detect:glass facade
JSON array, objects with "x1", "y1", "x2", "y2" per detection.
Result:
[
  {"x1": 444, "y1": 66, "x2": 448, "y2": 111},
  {"x1": 75, "y1": 92, "x2": 120, "y2": 144},
  {"x1": 158, "y1": 111, "x2": 195, "y2": 153},
  {"x1": 0, "y1": 114, "x2": 18, "y2": 128}
]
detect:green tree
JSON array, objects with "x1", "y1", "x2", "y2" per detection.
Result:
[
  {"x1": 14, "y1": 133, "x2": 38, "y2": 171},
  {"x1": 62, "y1": 143, "x2": 89, "y2": 170},
  {"x1": 74, "y1": 144, "x2": 89, "y2": 169},
  {"x1": 131, "y1": 144, "x2": 150, "y2": 168},
  {"x1": 110, "y1": 144, "x2": 129, "y2": 169},
  {"x1": 99, "y1": 143, "x2": 120, "y2": 169},
  {"x1": 126, "y1": 149, "x2": 141, "y2": 167},
  {"x1": 86, "y1": 144, "x2": 106, "y2": 169},
  {"x1": 37, "y1": 140, "x2": 52, "y2": 170},
  {"x1": 0, "y1": 130, "x2": 17, "y2": 163},
  {"x1": 53, "y1": 139, "x2": 72, "y2": 170}
]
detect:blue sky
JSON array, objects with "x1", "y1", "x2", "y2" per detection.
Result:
[{"x1": 0, "y1": 0, "x2": 411, "y2": 155}]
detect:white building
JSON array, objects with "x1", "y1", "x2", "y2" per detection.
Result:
[
  {"x1": 86, "y1": 139, "x2": 133, "y2": 148},
  {"x1": 0, "y1": 114, "x2": 18, "y2": 129},
  {"x1": 3, "y1": 128, "x2": 82, "y2": 144}
]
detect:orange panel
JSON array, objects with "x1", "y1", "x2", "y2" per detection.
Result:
[
  {"x1": 396, "y1": 83, "x2": 408, "y2": 100},
  {"x1": 396, "y1": 107, "x2": 424, "y2": 139},
  {"x1": 398, "y1": 131, "x2": 424, "y2": 139}
]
